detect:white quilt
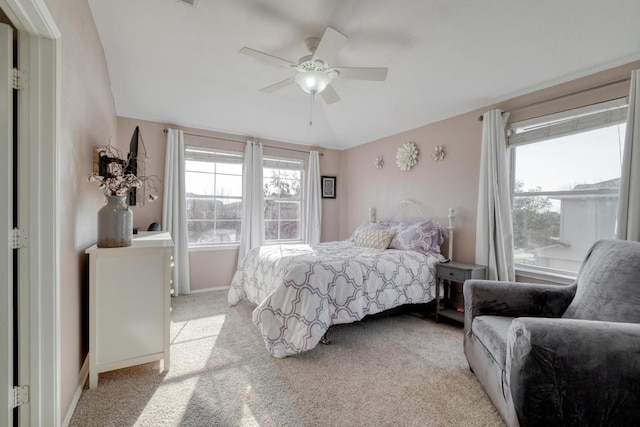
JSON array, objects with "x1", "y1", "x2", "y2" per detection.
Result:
[{"x1": 228, "y1": 241, "x2": 440, "y2": 358}]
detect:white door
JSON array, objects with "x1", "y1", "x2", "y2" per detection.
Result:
[{"x1": 0, "y1": 21, "x2": 14, "y2": 426}]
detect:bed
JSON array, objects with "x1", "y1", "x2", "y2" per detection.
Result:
[{"x1": 228, "y1": 201, "x2": 451, "y2": 358}]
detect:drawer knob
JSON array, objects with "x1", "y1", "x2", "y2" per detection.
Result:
[{"x1": 448, "y1": 272, "x2": 454, "y2": 276}]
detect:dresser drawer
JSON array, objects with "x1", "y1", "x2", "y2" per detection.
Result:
[{"x1": 438, "y1": 265, "x2": 468, "y2": 282}]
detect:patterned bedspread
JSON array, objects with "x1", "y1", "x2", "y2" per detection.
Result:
[{"x1": 228, "y1": 241, "x2": 440, "y2": 358}]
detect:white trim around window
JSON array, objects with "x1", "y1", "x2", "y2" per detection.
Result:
[
  {"x1": 263, "y1": 155, "x2": 305, "y2": 243},
  {"x1": 509, "y1": 99, "x2": 627, "y2": 281},
  {"x1": 509, "y1": 98, "x2": 628, "y2": 146},
  {"x1": 185, "y1": 146, "x2": 243, "y2": 248}
]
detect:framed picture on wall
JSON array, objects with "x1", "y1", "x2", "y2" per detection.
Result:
[{"x1": 321, "y1": 176, "x2": 336, "y2": 199}]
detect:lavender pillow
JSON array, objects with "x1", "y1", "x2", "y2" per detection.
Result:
[
  {"x1": 388, "y1": 220, "x2": 447, "y2": 256},
  {"x1": 348, "y1": 221, "x2": 389, "y2": 242}
]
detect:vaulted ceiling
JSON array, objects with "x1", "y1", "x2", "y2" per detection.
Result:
[{"x1": 88, "y1": 0, "x2": 640, "y2": 150}]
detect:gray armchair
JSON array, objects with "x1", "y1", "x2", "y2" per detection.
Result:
[{"x1": 463, "y1": 239, "x2": 640, "y2": 426}]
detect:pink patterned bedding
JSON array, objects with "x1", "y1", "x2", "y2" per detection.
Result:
[{"x1": 228, "y1": 241, "x2": 440, "y2": 358}]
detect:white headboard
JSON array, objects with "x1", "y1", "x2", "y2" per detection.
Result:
[
  {"x1": 381, "y1": 199, "x2": 455, "y2": 260},
  {"x1": 384, "y1": 199, "x2": 428, "y2": 223}
]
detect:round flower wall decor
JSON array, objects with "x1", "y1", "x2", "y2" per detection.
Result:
[
  {"x1": 396, "y1": 141, "x2": 419, "y2": 171},
  {"x1": 375, "y1": 156, "x2": 384, "y2": 169}
]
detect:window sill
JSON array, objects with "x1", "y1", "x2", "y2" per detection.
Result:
[
  {"x1": 188, "y1": 244, "x2": 239, "y2": 252},
  {"x1": 264, "y1": 240, "x2": 305, "y2": 245},
  {"x1": 187, "y1": 241, "x2": 305, "y2": 252},
  {"x1": 515, "y1": 267, "x2": 576, "y2": 285}
]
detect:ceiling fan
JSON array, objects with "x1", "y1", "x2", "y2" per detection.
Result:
[{"x1": 239, "y1": 26, "x2": 388, "y2": 105}]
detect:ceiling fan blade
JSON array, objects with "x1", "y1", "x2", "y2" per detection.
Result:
[
  {"x1": 239, "y1": 47, "x2": 296, "y2": 68},
  {"x1": 312, "y1": 27, "x2": 347, "y2": 64},
  {"x1": 260, "y1": 77, "x2": 295, "y2": 93},
  {"x1": 320, "y1": 84, "x2": 340, "y2": 104},
  {"x1": 334, "y1": 67, "x2": 388, "y2": 81}
]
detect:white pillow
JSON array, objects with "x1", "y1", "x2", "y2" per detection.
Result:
[
  {"x1": 348, "y1": 221, "x2": 389, "y2": 242},
  {"x1": 355, "y1": 228, "x2": 396, "y2": 249}
]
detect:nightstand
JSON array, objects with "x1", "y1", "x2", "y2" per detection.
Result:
[{"x1": 435, "y1": 261, "x2": 487, "y2": 324}]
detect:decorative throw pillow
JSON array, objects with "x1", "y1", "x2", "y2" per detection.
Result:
[
  {"x1": 348, "y1": 221, "x2": 389, "y2": 242},
  {"x1": 355, "y1": 228, "x2": 396, "y2": 249},
  {"x1": 388, "y1": 220, "x2": 447, "y2": 256}
]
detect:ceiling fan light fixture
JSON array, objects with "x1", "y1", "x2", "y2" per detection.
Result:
[{"x1": 295, "y1": 70, "x2": 331, "y2": 94}]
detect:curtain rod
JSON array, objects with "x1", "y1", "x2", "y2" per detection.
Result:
[
  {"x1": 477, "y1": 77, "x2": 631, "y2": 121},
  {"x1": 163, "y1": 129, "x2": 323, "y2": 156}
]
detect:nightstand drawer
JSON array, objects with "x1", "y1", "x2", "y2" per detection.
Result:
[{"x1": 438, "y1": 265, "x2": 467, "y2": 281}]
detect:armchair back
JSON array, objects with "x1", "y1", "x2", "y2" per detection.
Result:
[{"x1": 563, "y1": 239, "x2": 640, "y2": 323}]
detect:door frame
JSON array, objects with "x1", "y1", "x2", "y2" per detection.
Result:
[
  {"x1": 0, "y1": 0, "x2": 59, "y2": 425},
  {"x1": 0, "y1": 20, "x2": 14, "y2": 427}
]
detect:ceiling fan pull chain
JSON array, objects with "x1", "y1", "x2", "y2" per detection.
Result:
[{"x1": 309, "y1": 92, "x2": 314, "y2": 126}]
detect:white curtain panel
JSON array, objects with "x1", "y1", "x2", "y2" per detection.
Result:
[
  {"x1": 162, "y1": 128, "x2": 191, "y2": 295},
  {"x1": 238, "y1": 141, "x2": 265, "y2": 262},
  {"x1": 475, "y1": 109, "x2": 515, "y2": 281},
  {"x1": 616, "y1": 69, "x2": 640, "y2": 241},
  {"x1": 305, "y1": 150, "x2": 322, "y2": 244}
]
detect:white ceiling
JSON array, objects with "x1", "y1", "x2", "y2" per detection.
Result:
[{"x1": 88, "y1": 0, "x2": 640, "y2": 150}]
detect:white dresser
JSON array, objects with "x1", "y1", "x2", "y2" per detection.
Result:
[{"x1": 86, "y1": 231, "x2": 173, "y2": 389}]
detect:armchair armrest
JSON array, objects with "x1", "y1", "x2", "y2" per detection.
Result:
[
  {"x1": 463, "y1": 280, "x2": 576, "y2": 334},
  {"x1": 507, "y1": 318, "x2": 640, "y2": 426}
]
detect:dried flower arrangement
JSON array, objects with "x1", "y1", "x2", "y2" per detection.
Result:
[{"x1": 88, "y1": 142, "x2": 160, "y2": 202}]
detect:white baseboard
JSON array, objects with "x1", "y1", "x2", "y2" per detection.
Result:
[
  {"x1": 188, "y1": 286, "x2": 229, "y2": 294},
  {"x1": 61, "y1": 354, "x2": 89, "y2": 427}
]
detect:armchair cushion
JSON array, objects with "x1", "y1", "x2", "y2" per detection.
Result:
[
  {"x1": 464, "y1": 279, "x2": 576, "y2": 336},
  {"x1": 471, "y1": 315, "x2": 514, "y2": 370},
  {"x1": 563, "y1": 239, "x2": 640, "y2": 322}
]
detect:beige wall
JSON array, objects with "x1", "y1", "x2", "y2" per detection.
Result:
[
  {"x1": 45, "y1": 0, "x2": 118, "y2": 419},
  {"x1": 318, "y1": 148, "x2": 341, "y2": 242},
  {"x1": 340, "y1": 60, "x2": 640, "y2": 264},
  {"x1": 117, "y1": 118, "x2": 343, "y2": 289},
  {"x1": 117, "y1": 117, "x2": 167, "y2": 229},
  {"x1": 340, "y1": 113, "x2": 482, "y2": 262}
]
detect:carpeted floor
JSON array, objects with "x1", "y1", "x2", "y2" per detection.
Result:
[{"x1": 69, "y1": 290, "x2": 504, "y2": 426}]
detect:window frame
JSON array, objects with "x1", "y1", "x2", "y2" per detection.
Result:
[
  {"x1": 508, "y1": 99, "x2": 628, "y2": 280},
  {"x1": 184, "y1": 146, "x2": 244, "y2": 249},
  {"x1": 263, "y1": 155, "x2": 305, "y2": 244}
]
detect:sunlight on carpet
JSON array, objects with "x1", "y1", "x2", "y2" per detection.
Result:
[
  {"x1": 241, "y1": 386, "x2": 261, "y2": 427},
  {"x1": 69, "y1": 290, "x2": 504, "y2": 427}
]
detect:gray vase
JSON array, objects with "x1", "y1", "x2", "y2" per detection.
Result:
[{"x1": 97, "y1": 194, "x2": 132, "y2": 248}]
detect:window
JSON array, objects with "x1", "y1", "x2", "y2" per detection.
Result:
[
  {"x1": 185, "y1": 147, "x2": 243, "y2": 246},
  {"x1": 263, "y1": 157, "x2": 304, "y2": 242},
  {"x1": 509, "y1": 99, "x2": 627, "y2": 276}
]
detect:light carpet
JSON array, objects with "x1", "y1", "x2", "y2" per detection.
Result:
[{"x1": 70, "y1": 290, "x2": 504, "y2": 426}]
